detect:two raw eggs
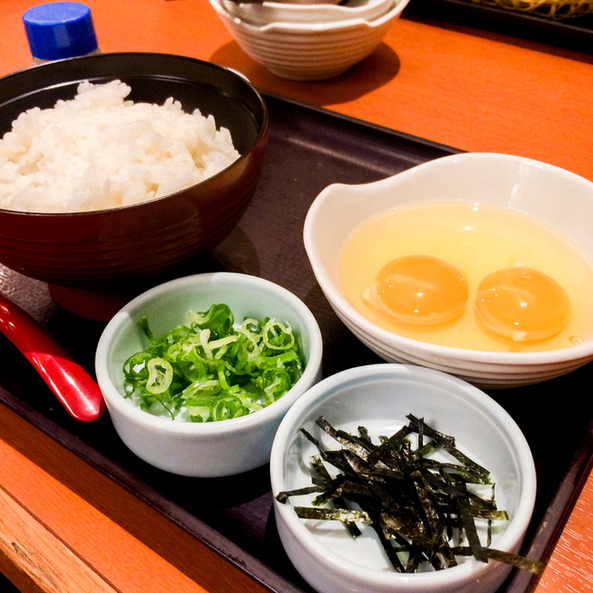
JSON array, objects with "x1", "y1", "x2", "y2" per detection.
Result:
[{"x1": 338, "y1": 201, "x2": 593, "y2": 352}]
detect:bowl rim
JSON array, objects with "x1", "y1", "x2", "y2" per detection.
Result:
[
  {"x1": 95, "y1": 271, "x2": 323, "y2": 435},
  {"x1": 241, "y1": 0, "x2": 391, "y2": 11},
  {"x1": 303, "y1": 151, "x2": 593, "y2": 366},
  {"x1": 210, "y1": 0, "x2": 408, "y2": 32},
  {"x1": 0, "y1": 51, "x2": 269, "y2": 217},
  {"x1": 270, "y1": 362, "x2": 537, "y2": 585},
  {"x1": 219, "y1": 0, "x2": 394, "y2": 23}
]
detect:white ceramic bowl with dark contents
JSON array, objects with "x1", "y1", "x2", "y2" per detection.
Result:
[{"x1": 270, "y1": 363, "x2": 537, "y2": 593}]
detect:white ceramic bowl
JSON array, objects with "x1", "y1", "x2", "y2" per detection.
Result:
[
  {"x1": 303, "y1": 152, "x2": 593, "y2": 388},
  {"x1": 95, "y1": 272, "x2": 323, "y2": 477},
  {"x1": 221, "y1": 0, "x2": 394, "y2": 26},
  {"x1": 209, "y1": 0, "x2": 409, "y2": 80},
  {"x1": 270, "y1": 364, "x2": 537, "y2": 593}
]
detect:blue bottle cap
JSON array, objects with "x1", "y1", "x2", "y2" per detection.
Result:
[{"x1": 22, "y1": 2, "x2": 98, "y2": 61}]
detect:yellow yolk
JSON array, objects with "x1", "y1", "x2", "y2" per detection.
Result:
[
  {"x1": 475, "y1": 267, "x2": 571, "y2": 341},
  {"x1": 364, "y1": 255, "x2": 469, "y2": 326}
]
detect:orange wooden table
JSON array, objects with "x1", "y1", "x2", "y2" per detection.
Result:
[{"x1": 1, "y1": 1, "x2": 593, "y2": 592}]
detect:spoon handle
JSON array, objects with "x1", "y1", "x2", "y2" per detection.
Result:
[{"x1": 0, "y1": 293, "x2": 105, "y2": 422}]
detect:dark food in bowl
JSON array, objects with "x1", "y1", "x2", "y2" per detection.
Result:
[
  {"x1": 0, "y1": 52, "x2": 268, "y2": 287},
  {"x1": 277, "y1": 414, "x2": 544, "y2": 576}
]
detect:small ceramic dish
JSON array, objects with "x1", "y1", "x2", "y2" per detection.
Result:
[
  {"x1": 95, "y1": 272, "x2": 323, "y2": 477},
  {"x1": 270, "y1": 363, "x2": 537, "y2": 593},
  {"x1": 303, "y1": 152, "x2": 593, "y2": 388},
  {"x1": 209, "y1": 0, "x2": 409, "y2": 80}
]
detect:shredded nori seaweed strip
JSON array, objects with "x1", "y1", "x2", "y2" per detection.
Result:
[
  {"x1": 458, "y1": 481, "x2": 489, "y2": 563},
  {"x1": 276, "y1": 414, "x2": 545, "y2": 576},
  {"x1": 307, "y1": 447, "x2": 362, "y2": 537},
  {"x1": 407, "y1": 414, "x2": 490, "y2": 481},
  {"x1": 451, "y1": 547, "x2": 544, "y2": 574},
  {"x1": 275, "y1": 485, "x2": 322, "y2": 504}
]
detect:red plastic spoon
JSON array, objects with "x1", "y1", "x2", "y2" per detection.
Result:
[{"x1": 0, "y1": 292, "x2": 105, "y2": 422}]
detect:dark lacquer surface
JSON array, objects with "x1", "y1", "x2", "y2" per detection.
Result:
[
  {"x1": 405, "y1": 0, "x2": 593, "y2": 55},
  {"x1": 0, "y1": 93, "x2": 592, "y2": 593}
]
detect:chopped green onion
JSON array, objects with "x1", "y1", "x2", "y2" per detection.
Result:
[
  {"x1": 122, "y1": 303, "x2": 304, "y2": 422},
  {"x1": 146, "y1": 358, "x2": 173, "y2": 394}
]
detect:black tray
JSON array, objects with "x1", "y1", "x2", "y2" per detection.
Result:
[
  {"x1": 405, "y1": 0, "x2": 593, "y2": 55},
  {"x1": 1, "y1": 93, "x2": 592, "y2": 593}
]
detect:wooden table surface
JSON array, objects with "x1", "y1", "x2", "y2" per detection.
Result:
[{"x1": 0, "y1": 1, "x2": 592, "y2": 592}]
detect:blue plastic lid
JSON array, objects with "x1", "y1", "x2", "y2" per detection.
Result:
[{"x1": 22, "y1": 2, "x2": 98, "y2": 61}]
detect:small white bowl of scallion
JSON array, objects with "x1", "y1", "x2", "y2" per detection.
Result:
[{"x1": 95, "y1": 272, "x2": 323, "y2": 478}]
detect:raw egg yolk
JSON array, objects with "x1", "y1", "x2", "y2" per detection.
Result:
[
  {"x1": 475, "y1": 267, "x2": 570, "y2": 342},
  {"x1": 364, "y1": 255, "x2": 469, "y2": 326}
]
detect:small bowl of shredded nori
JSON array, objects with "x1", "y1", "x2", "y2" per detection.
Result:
[
  {"x1": 270, "y1": 364, "x2": 539, "y2": 593},
  {"x1": 95, "y1": 272, "x2": 323, "y2": 478}
]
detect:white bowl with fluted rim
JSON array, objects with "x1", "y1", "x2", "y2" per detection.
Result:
[
  {"x1": 270, "y1": 363, "x2": 537, "y2": 593},
  {"x1": 221, "y1": 0, "x2": 394, "y2": 26},
  {"x1": 209, "y1": 0, "x2": 409, "y2": 80},
  {"x1": 303, "y1": 152, "x2": 593, "y2": 388},
  {"x1": 95, "y1": 272, "x2": 323, "y2": 477}
]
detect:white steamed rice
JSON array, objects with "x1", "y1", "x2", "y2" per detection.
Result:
[{"x1": 0, "y1": 80, "x2": 240, "y2": 213}]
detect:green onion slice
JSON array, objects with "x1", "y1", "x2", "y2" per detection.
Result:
[{"x1": 146, "y1": 358, "x2": 173, "y2": 395}]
